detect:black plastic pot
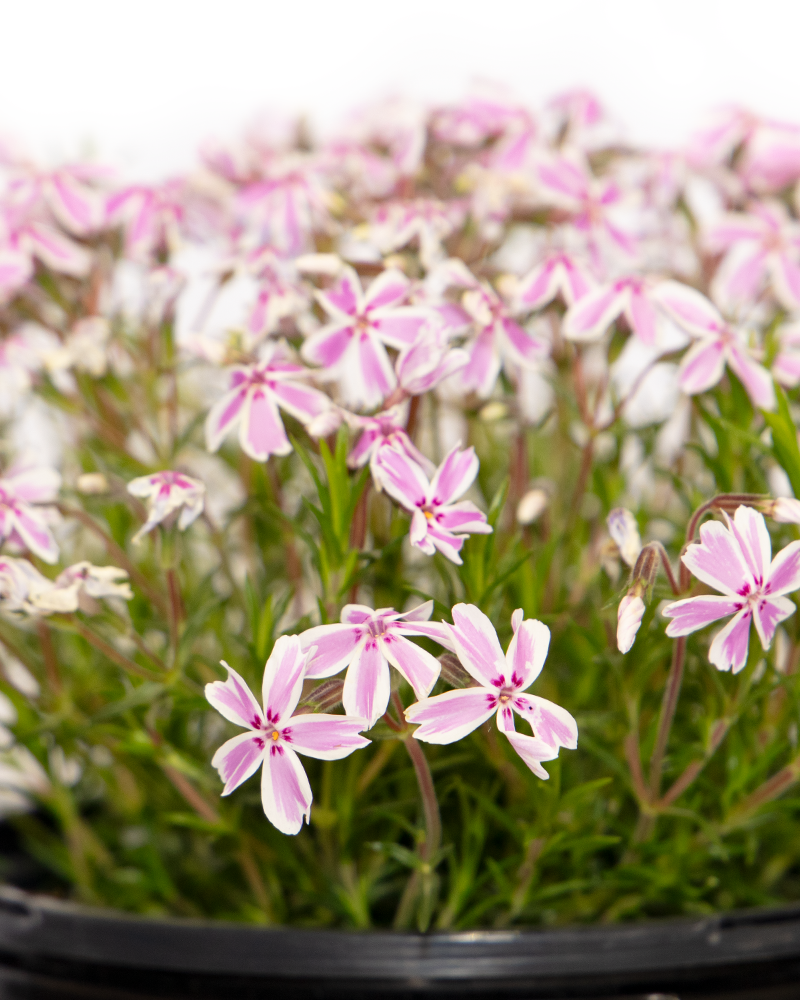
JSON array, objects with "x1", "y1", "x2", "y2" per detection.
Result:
[{"x1": 0, "y1": 886, "x2": 799, "y2": 999}]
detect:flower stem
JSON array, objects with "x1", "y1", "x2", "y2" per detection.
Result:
[
  {"x1": 403, "y1": 734, "x2": 442, "y2": 863},
  {"x1": 648, "y1": 636, "x2": 687, "y2": 800},
  {"x1": 74, "y1": 620, "x2": 162, "y2": 681}
]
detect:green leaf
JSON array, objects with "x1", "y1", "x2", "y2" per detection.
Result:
[{"x1": 763, "y1": 384, "x2": 800, "y2": 497}]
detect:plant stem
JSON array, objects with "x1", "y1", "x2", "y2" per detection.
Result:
[
  {"x1": 166, "y1": 567, "x2": 183, "y2": 667},
  {"x1": 658, "y1": 717, "x2": 732, "y2": 808},
  {"x1": 74, "y1": 620, "x2": 162, "y2": 681},
  {"x1": 161, "y1": 763, "x2": 220, "y2": 824},
  {"x1": 723, "y1": 753, "x2": 800, "y2": 831},
  {"x1": 36, "y1": 621, "x2": 61, "y2": 694},
  {"x1": 403, "y1": 735, "x2": 442, "y2": 863},
  {"x1": 648, "y1": 636, "x2": 687, "y2": 800}
]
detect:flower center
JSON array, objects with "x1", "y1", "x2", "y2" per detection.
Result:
[
  {"x1": 271, "y1": 730, "x2": 280, "y2": 741},
  {"x1": 367, "y1": 618, "x2": 387, "y2": 638}
]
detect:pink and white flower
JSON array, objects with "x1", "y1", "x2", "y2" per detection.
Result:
[
  {"x1": 205, "y1": 342, "x2": 331, "y2": 462},
  {"x1": 394, "y1": 322, "x2": 469, "y2": 397},
  {"x1": 29, "y1": 562, "x2": 132, "y2": 614},
  {"x1": 301, "y1": 266, "x2": 431, "y2": 410},
  {"x1": 405, "y1": 605, "x2": 578, "y2": 778},
  {"x1": 663, "y1": 506, "x2": 800, "y2": 673},
  {"x1": 205, "y1": 637, "x2": 369, "y2": 835},
  {"x1": 654, "y1": 281, "x2": 775, "y2": 409},
  {"x1": 0, "y1": 556, "x2": 59, "y2": 615},
  {"x1": 127, "y1": 471, "x2": 205, "y2": 543},
  {"x1": 516, "y1": 250, "x2": 594, "y2": 311},
  {"x1": 772, "y1": 321, "x2": 800, "y2": 388},
  {"x1": 373, "y1": 443, "x2": 492, "y2": 564},
  {"x1": 563, "y1": 275, "x2": 668, "y2": 345},
  {"x1": 0, "y1": 465, "x2": 61, "y2": 564},
  {"x1": 346, "y1": 405, "x2": 435, "y2": 482},
  {"x1": 299, "y1": 601, "x2": 452, "y2": 728},
  {"x1": 106, "y1": 181, "x2": 185, "y2": 261},
  {"x1": 370, "y1": 198, "x2": 467, "y2": 269},
  {"x1": 705, "y1": 201, "x2": 800, "y2": 310}
]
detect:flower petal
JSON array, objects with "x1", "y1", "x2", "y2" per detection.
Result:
[
  {"x1": 299, "y1": 624, "x2": 364, "y2": 678},
  {"x1": 653, "y1": 281, "x2": 722, "y2": 337},
  {"x1": 682, "y1": 519, "x2": 753, "y2": 595},
  {"x1": 211, "y1": 731, "x2": 265, "y2": 795},
  {"x1": 4, "y1": 467, "x2": 61, "y2": 503},
  {"x1": 563, "y1": 285, "x2": 624, "y2": 341},
  {"x1": 239, "y1": 387, "x2": 291, "y2": 461},
  {"x1": 373, "y1": 447, "x2": 429, "y2": 510},
  {"x1": 205, "y1": 662, "x2": 264, "y2": 730},
  {"x1": 428, "y1": 445, "x2": 478, "y2": 506},
  {"x1": 261, "y1": 743, "x2": 312, "y2": 835},
  {"x1": 282, "y1": 714, "x2": 369, "y2": 760},
  {"x1": 262, "y1": 635, "x2": 305, "y2": 725},
  {"x1": 405, "y1": 688, "x2": 497, "y2": 744},
  {"x1": 503, "y1": 731, "x2": 558, "y2": 779},
  {"x1": 663, "y1": 595, "x2": 742, "y2": 637},
  {"x1": 270, "y1": 380, "x2": 330, "y2": 424},
  {"x1": 617, "y1": 594, "x2": 645, "y2": 653},
  {"x1": 204, "y1": 385, "x2": 249, "y2": 453},
  {"x1": 371, "y1": 309, "x2": 429, "y2": 349},
  {"x1": 505, "y1": 618, "x2": 550, "y2": 690},
  {"x1": 728, "y1": 506, "x2": 771, "y2": 589},
  {"x1": 450, "y1": 603, "x2": 506, "y2": 686},
  {"x1": 382, "y1": 634, "x2": 441, "y2": 700},
  {"x1": 512, "y1": 694, "x2": 578, "y2": 750},
  {"x1": 767, "y1": 540, "x2": 800, "y2": 596},
  {"x1": 301, "y1": 321, "x2": 354, "y2": 367},
  {"x1": 726, "y1": 342, "x2": 775, "y2": 411},
  {"x1": 752, "y1": 595, "x2": 795, "y2": 650},
  {"x1": 342, "y1": 639, "x2": 391, "y2": 728},
  {"x1": 9, "y1": 509, "x2": 58, "y2": 564},
  {"x1": 364, "y1": 268, "x2": 409, "y2": 310},
  {"x1": 708, "y1": 608, "x2": 753, "y2": 674},
  {"x1": 679, "y1": 337, "x2": 727, "y2": 395}
]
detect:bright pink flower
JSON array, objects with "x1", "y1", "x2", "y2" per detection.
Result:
[
  {"x1": 405, "y1": 605, "x2": 577, "y2": 778},
  {"x1": 458, "y1": 281, "x2": 549, "y2": 397},
  {"x1": 563, "y1": 275, "x2": 666, "y2": 345},
  {"x1": 301, "y1": 266, "x2": 430, "y2": 410},
  {"x1": 706, "y1": 201, "x2": 800, "y2": 310},
  {"x1": 373, "y1": 443, "x2": 492, "y2": 565},
  {"x1": 299, "y1": 601, "x2": 452, "y2": 728},
  {"x1": 516, "y1": 250, "x2": 594, "y2": 311},
  {"x1": 663, "y1": 506, "x2": 800, "y2": 674},
  {"x1": 206, "y1": 638, "x2": 369, "y2": 835},
  {"x1": 126, "y1": 471, "x2": 205, "y2": 543},
  {"x1": 346, "y1": 405, "x2": 435, "y2": 482},
  {"x1": 205, "y1": 342, "x2": 331, "y2": 462},
  {"x1": 654, "y1": 281, "x2": 775, "y2": 409},
  {"x1": 0, "y1": 465, "x2": 61, "y2": 564}
]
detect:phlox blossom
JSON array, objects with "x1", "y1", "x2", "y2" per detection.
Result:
[
  {"x1": 346, "y1": 405, "x2": 435, "y2": 484},
  {"x1": 127, "y1": 471, "x2": 205, "y2": 543},
  {"x1": 205, "y1": 637, "x2": 369, "y2": 835},
  {"x1": 405, "y1": 605, "x2": 578, "y2": 778},
  {"x1": 299, "y1": 601, "x2": 452, "y2": 728},
  {"x1": 301, "y1": 266, "x2": 431, "y2": 410},
  {"x1": 516, "y1": 250, "x2": 594, "y2": 312},
  {"x1": 205, "y1": 342, "x2": 331, "y2": 462},
  {"x1": 563, "y1": 275, "x2": 669, "y2": 346},
  {"x1": 0, "y1": 465, "x2": 61, "y2": 564},
  {"x1": 654, "y1": 281, "x2": 775, "y2": 410},
  {"x1": 373, "y1": 443, "x2": 492, "y2": 564},
  {"x1": 30, "y1": 562, "x2": 132, "y2": 614},
  {"x1": 663, "y1": 506, "x2": 800, "y2": 673}
]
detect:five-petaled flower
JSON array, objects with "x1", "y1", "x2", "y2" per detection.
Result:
[
  {"x1": 0, "y1": 464, "x2": 61, "y2": 564},
  {"x1": 299, "y1": 601, "x2": 452, "y2": 728},
  {"x1": 205, "y1": 341, "x2": 331, "y2": 462},
  {"x1": 205, "y1": 636, "x2": 369, "y2": 835},
  {"x1": 663, "y1": 506, "x2": 800, "y2": 673},
  {"x1": 405, "y1": 605, "x2": 578, "y2": 778},
  {"x1": 373, "y1": 443, "x2": 492, "y2": 564},
  {"x1": 127, "y1": 471, "x2": 206, "y2": 543},
  {"x1": 301, "y1": 266, "x2": 431, "y2": 410}
]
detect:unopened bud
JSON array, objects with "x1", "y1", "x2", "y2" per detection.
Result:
[
  {"x1": 631, "y1": 542, "x2": 660, "y2": 593},
  {"x1": 762, "y1": 497, "x2": 800, "y2": 524},
  {"x1": 517, "y1": 488, "x2": 548, "y2": 525},
  {"x1": 438, "y1": 652, "x2": 472, "y2": 689},
  {"x1": 76, "y1": 473, "x2": 109, "y2": 495},
  {"x1": 300, "y1": 677, "x2": 344, "y2": 713},
  {"x1": 607, "y1": 508, "x2": 642, "y2": 567}
]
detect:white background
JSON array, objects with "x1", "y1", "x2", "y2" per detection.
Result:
[{"x1": 1, "y1": 0, "x2": 799, "y2": 178}]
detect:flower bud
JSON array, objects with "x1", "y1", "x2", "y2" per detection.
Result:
[
  {"x1": 762, "y1": 497, "x2": 800, "y2": 524},
  {"x1": 76, "y1": 473, "x2": 109, "y2": 495},
  {"x1": 617, "y1": 594, "x2": 645, "y2": 653},
  {"x1": 517, "y1": 488, "x2": 548, "y2": 526},
  {"x1": 607, "y1": 508, "x2": 642, "y2": 567}
]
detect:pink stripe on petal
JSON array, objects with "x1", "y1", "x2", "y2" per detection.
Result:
[
  {"x1": 505, "y1": 619, "x2": 550, "y2": 691},
  {"x1": 319, "y1": 270, "x2": 360, "y2": 317},
  {"x1": 683, "y1": 520, "x2": 753, "y2": 595},
  {"x1": 261, "y1": 743, "x2": 312, "y2": 835},
  {"x1": 342, "y1": 639, "x2": 391, "y2": 728},
  {"x1": 11, "y1": 509, "x2": 58, "y2": 563},
  {"x1": 435, "y1": 501, "x2": 491, "y2": 533},
  {"x1": 205, "y1": 664, "x2": 265, "y2": 730},
  {"x1": 301, "y1": 322, "x2": 355, "y2": 367},
  {"x1": 562, "y1": 259, "x2": 593, "y2": 303},
  {"x1": 405, "y1": 687, "x2": 497, "y2": 744},
  {"x1": 500, "y1": 317, "x2": 547, "y2": 363},
  {"x1": 461, "y1": 327, "x2": 502, "y2": 397},
  {"x1": 729, "y1": 506, "x2": 771, "y2": 588},
  {"x1": 299, "y1": 624, "x2": 364, "y2": 678},
  {"x1": 364, "y1": 269, "x2": 409, "y2": 310},
  {"x1": 773, "y1": 253, "x2": 800, "y2": 310},
  {"x1": 723, "y1": 246, "x2": 768, "y2": 303},
  {"x1": 679, "y1": 338, "x2": 727, "y2": 395},
  {"x1": 240, "y1": 388, "x2": 291, "y2": 461},
  {"x1": 270, "y1": 380, "x2": 329, "y2": 423},
  {"x1": 726, "y1": 344, "x2": 775, "y2": 411},
  {"x1": 663, "y1": 595, "x2": 741, "y2": 637},
  {"x1": 428, "y1": 526, "x2": 465, "y2": 563},
  {"x1": 752, "y1": 595, "x2": 794, "y2": 650},
  {"x1": 708, "y1": 608, "x2": 752, "y2": 674},
  {"x1": 766, "y1": 540, "x2": 800, "y2": 596},
  {"x1": 503, "y1": 731, "x2": 558, "y2": 779},
  {"x1": 381, "y1": 633, "x2": 441, "y2": 699},
  {"x1": 371, "y1": 311, "x2": 428, "y2": 348},
  {"x1": 429, "y1": 445, "x2": 478, "y2": 506},
  {"x1": 262, "y1": 635, "x2": 306, "y2": 724},
  {"x1": 654, "y1": 281, "x2": 722, "y2": 337},
  {"x1": 284, "y1": 714, "x2": 369, "y2": 760},
  {"x1": 513, "y1": 694, "x2": 578, "y2": 749},
  {"x1": 627, "y1": 291, "x2": 658, "y2": 345},
  {"x1": 563, "y1": 286, "x2": 624, "y2": 341},
  {"x1": 205, "y1": 385, "x2": 248, "y2": 452},
  {"x1": 211, "y1": 731, "x2": 265, "y2": 794},
  {"x1": 450, "y1": 604, "x2": 507, "y2": 686},
  {"x1": 356, "y1": 333, "x2": 395, "y2": 408},
  {"x1": 518, "y1": 260, "x2": 558, "y2": 308},
  {"x1": 373, "y1": 447, "x2": 429, "y2": 510},
  {"x1": 4, "y1": 467, "x2": 61, "y2": 503}
]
